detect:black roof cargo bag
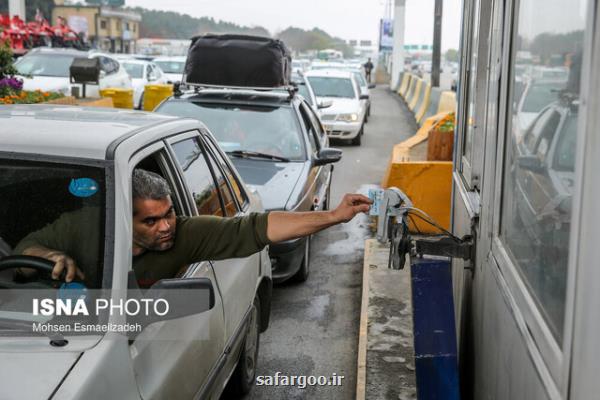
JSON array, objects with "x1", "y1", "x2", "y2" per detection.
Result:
[{"x1": 183, "y1": 34, "x2": 291, "y2": 88}]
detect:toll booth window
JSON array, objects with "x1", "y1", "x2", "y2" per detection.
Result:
[
  {"x1": 499, "y1": 0, "x2": 585, "y2": 344},
  {"x1": 171, "y1": 137, "x2": 224, "y2": 217}
]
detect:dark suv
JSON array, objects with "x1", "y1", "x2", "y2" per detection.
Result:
[{"x1": 156, "y1": 88, "x2": 342, "y2": 283}]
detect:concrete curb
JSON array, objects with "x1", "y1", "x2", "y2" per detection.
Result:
[{"x1": 355, "y1": 238, "x2": 372, "y2": 400}]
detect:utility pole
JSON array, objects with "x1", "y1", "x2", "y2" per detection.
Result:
[{"x1": 431, "y1": 0, "x2": 443, "y2": 87}]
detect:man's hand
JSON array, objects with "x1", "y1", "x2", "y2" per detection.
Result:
[
  {"x1": 266, "y1": 193, "x2": 373, "y2": 243},
  {"x1": 21, "y1": 246, "x2": 85, "y2": 283},
  {"x1": 331, "y1": 193, "x2": 373, "y2": 223}
]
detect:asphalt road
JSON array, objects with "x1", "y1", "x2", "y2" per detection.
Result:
[{"x1": 243, "y1": 85, "x2": 417, "y2": 400}]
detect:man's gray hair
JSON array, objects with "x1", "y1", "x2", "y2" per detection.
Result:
[{"x1": 132, "y1": 169, "x2": 171, "y2": 201}]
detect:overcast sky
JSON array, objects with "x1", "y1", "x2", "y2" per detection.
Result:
[{"x1": 126, "y1": 0, "x2": 462, "y2": 51}]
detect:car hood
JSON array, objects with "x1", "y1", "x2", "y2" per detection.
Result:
[
  {"x1": 18, "y1": 75, "x2": 70, "y2": 93},
  {"x1": 0, "y1": 350, "x2": 81, "y2": 398},
  {"x1": 229, "y1": 159, "x2": 304, "y2": 211},
  {"x1": 316, "y1": 97, "x2": 361, "y2": 115}
]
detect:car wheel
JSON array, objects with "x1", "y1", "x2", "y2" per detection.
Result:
[
  {"x1": 351, "y1": 127, "x2": 363, "y2": 145},
  {"x1": 291, "y1": 235, "x2": 311, "y2": 283},
  {"x1": 226, "y1": 295, "x2": 261, "y2": 396}
]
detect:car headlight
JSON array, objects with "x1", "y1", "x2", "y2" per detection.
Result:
[{"x1": 336, "y1": 113, "x2": 359, "y2": 122}]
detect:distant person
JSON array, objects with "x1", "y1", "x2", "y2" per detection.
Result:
[{"x1": 363, "y1": 58, "x2": 374, "y2": 83}]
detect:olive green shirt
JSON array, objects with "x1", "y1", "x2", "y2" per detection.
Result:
[{"x1": 14, "y1": 207, "x2": 270, "y2": 288}]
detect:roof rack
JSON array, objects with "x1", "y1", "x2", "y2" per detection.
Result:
[{"x1": 175, "y1": 82, "x2": 298, "y2": 99}]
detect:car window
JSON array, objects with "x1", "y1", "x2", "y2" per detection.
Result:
[
  {"x1": 171, "y1": 137, "x2": 224, "y2": 216},
  {"x1": 304, "y1": 102, "x2": 327, "y2": 141},
  {"x1": 122, "y1": 62, "x2": 144, "y2": 79},
  {"x1": 553, "y1": 114, "x2": 578, "y2": 172},
  {"x1": 204, "y1": 135, "x2": 249, "y2": 210},
  {"x1": 296, "y1": 83, "x2": 314, "y2": 106},
  {"x1": 203, "y1": 145, "x2": 238, "y2": 217},
  {"x1": 0, "y1": 158, "x2": 106, "y2": 288},
  {"x1": 14, "y1": 54, "x2": 76, "y2": 77},
  {"x1": 306, "y1": 76, "x2": 356, "y2": 98},
  {"x1": 523, "y1": 109, "x2": 560, "y2": 154},
  {"x1": 298, "y1": 103, "x2": 320, "y2": 153},
  {"x1": 157, "y1": 102, "x2": 305, "y2": 160},
  {"x1": 352, "y1": 71, "x2": 367, "y2": 87}
]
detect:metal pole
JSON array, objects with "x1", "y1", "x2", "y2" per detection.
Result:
[{"x1": 431, "y1": 0, "x2": 443, "y2": 87}]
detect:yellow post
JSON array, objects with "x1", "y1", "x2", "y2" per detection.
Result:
[
  {"x1": 99, "y1": 88, "x2": 134, "y2": 109},
  {"x1": 143, "y1": 84, "x2": 174, "y2": 111}
]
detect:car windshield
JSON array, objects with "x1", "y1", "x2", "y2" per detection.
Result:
[
  {"x1": 0, "y1": 159, "x2": 107, "y2": 289},
  {"x1": 122, "y1": 62, "x2": 144, "y2": 79},
  {"x1": 155, "y1": 61, "x2": 185, "y2": 74},
  {"x1": 157, "y1": 102, "x2": 305, "y2": 160},
  {"x1": 307, "y1": 77, "x2": 356, "y2": 98},
  {"x1": 14, "y1": 54, "x2": 76, "y2": 78},
  {"x1": 521, "y1": 82, "x2": 562, "y2": 113}
]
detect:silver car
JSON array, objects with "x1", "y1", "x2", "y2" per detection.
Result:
[
  {"x1": 0, "y1": 105, "x2": 272, "y2": 399},
  {"x1": 304, "y1": 69, "x2": 369, "y2": 145}
]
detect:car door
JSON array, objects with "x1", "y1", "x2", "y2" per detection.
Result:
[
  {"x1": 128, "y1": 141, "x2": 226, "y2": 400},
  {"x1": 198, "y1": 132, "x2": 259, "y2": 342},
  {"x1": 299, "y1": 101, "x2": 330, "y2": 210}
]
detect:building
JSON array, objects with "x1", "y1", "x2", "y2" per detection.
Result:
[{"x1": 52, "y1": 1, "x2": 141, "y2": 53}]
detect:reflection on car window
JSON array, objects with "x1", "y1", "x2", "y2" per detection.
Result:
[
  {"x1": 553, "y1": 115, "x2": 578, "y2": 171},
  {"x1": 204, "y1": 137, "x2": 248, "y2": 209},
  {"x1": 306, "y1": 77, "x2": 356, "y2": 99},
  {"x1": 158, "y1": 102, "x2": 305, "y2": 160},
  {"x1": 0, "y1": 159, "x2": 106, "y2": 288},
  {"x1": 172, "y1": 138, "x2": 223, "y2": 216},
  {"x1": 500, "y1": 0, "x2": 585, "y2": 343},
  {"x1": 14, "y1": 54, "x2": 75, "y2": 77}
]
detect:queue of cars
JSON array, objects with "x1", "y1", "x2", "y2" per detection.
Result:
[{"x1": 0, "y1": 45, "x2": 375, "y2": 399}]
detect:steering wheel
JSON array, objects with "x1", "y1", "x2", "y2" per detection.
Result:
[
  {"x1": 0, "y1": 255, "x2": 58, "y2": 289},
  {"x1": 0, "y1": 255, "x2": 55, "y2": 273}
]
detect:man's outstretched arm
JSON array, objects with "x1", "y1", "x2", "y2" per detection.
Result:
[{"x1": 266, "y1": 193, "x2": 372, "y2": 243}]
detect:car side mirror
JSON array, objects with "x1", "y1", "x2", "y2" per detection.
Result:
[
  {"x1": 313, "y1": 147, "x2": 342, "y2": 166},
  {"x1": 368, "y1": 83, "x2": 376, "y2": 89},
  {"x1": 318, "y1": 100, "x2": 333, "y2": 109},
  {"x1": 517, "y1": 155, "x2": 545, "y2": 173},
  {"x1": 132, "y1": 277, "x2": 215, "y2": 328},
  {"x1": 359, "y1": 94, "x2": 370, "y2": 100}
]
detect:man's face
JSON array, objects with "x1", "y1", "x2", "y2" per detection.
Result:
[{"x1": 132, "y1": 196, "x2": 177, "y2": 252}]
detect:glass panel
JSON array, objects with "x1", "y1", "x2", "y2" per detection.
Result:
[
  {"x1": 171, "y1": 138, "x2": 223, "y2": 217},
  {"x1": 204, "y1": 149, "x2": 237, "y2": 217},
  {"x1": 1, "y1": 159, "x2": 106, "y2": 288},
  {"x1": 500, "y1": 0, "x2": 586, "y2": 343},
  {"x1": 462, "y1": 0, "x2": 480, "y2": 163},
  {"x1": 204, "y1": 138, "x2": 248, "y2": 209}
]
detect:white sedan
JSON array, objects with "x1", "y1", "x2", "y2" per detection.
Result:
[
  {"x1": 153, "y1": 56, "x2": 186, "y2": 83},
  {"x1": 119, "y1": 59, "x2": 168, "y2": 109},
  {"x1": 14, "y1": 47, "x2": 132, "y2": 97}
]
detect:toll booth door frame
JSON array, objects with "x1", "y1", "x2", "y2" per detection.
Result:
[{"x1": 451, "y1": 0, "x2": 596, "y2": 398}]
